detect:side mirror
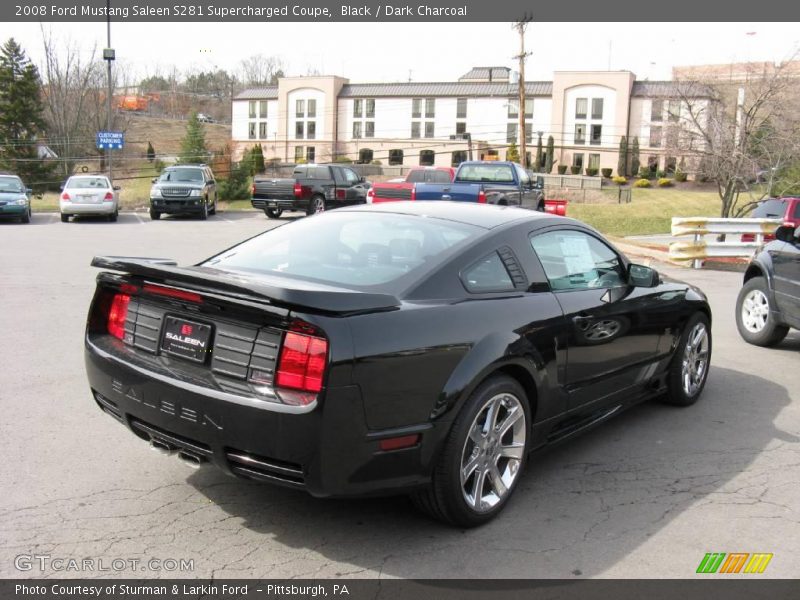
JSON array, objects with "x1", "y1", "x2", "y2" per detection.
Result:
[
  {"x1": 775, "y1": 225, "x2": 796, "y2": 243},
  {"x1": 359, "y1": 176, "x2": 366, "y2": 183},
  {"x1": 26, "y1": 187, "x2": 33, "y2": 194},
  {"x1": 208, "y1": 179, "x2": 215, "y2": 184},
  {"x1": 628, "y1": 263, "x2": 660, "y2": 287},
  {"x1": 151, "y1": 178, "x2": 158, "y2": 184},
  {"x1": 113, "y1": 185, "x2": 121, "y2": 191}
]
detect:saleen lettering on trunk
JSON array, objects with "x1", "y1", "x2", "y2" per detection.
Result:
[{"x1": 165, "y1": 332, "x2": 206, "y2": 347}]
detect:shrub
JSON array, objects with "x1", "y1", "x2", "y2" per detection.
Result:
[
  {"x1": 570, "y1": 165, "x2": 581, "y2": 175},
  {"x1": 217, "y1": 164, "x2": 251, "y2": 201},
  {"x1": 612, "y1": 175, "x2": 627, "y2": 185},
  {"x1": 638, "y1": 167, "x2": 653, "y2": 179},
  {"x1": 371, "y1": 160, "x2": 382, "y2": 165},
  {"x1": 332, "y1": 155, "x2": 351, "y2": 163},
  {"x1": 675, "y1": 171, "x2": 688, "y2": 183},
  {"x1": 630, "y1": 137, "x2": 640, "y2": 178},
  {"x1": 601, "y1": 168, "x2": 613, "y2": 178},
  {"x1": 658, "y1": 178, "x2": 673, "y2": 187},
  {"x1": 656, "y1": 169, "x2": 666, "y2": 178},
  {"x1": 617, "y1": 136, "x2": 628, "y2": 177},
  {"x1": 633, "y1": 178, "x2": 651, "y2": 188},
  {"x1": 146, "y1": 141, "x2": 155, "y2": 162},
  {"x1": 585, "y1": 167, "x2": 598, "y2": 176},
  {"x1": 557, "y1": 165, "x2": 568, "y2": 175},
  {"x1": 153, "y1": 159, "x2": 165, "y2": 174}
]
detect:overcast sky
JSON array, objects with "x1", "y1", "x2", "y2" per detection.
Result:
[{"x1": 7, "y1": 22, "x2": 800, "y2": 83}]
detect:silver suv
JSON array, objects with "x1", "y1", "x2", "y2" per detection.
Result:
[{"x1": 149, "y1": 164, "x2": 217, "y2": 220}]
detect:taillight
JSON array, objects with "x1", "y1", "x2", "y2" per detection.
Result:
[
  {"x1": 107, "y1": 293, "x2": 130, "y2": 340},
  {"x1": 410, "y1": 185, "x2": 416, "y2": 201},
  {"x1": 142, "y1": 283, "x2": 202, "y2": 304},
  {"x1": 336, "y1": 189, "x2": 345, "y2": 200},
  {"x1": 251, "y1": 183, "x2": 256, "y2": 196},
  {"x1": 366, "y1": 188, "x2": 374, "y2": 204},
  {"x1": 741, "y1": 233, "x2": 755, "y2": 243},
  {"x1": 61, "y1": 192, "x2": 70, "y2": 201},
  {"x1": 478, "y1": 189, "x2": 487, "y2": 203},
  {"x1": 293, "y1": 183, "x2": 302, "y2": 197},
  {"x1": 276, "y1": 331, "x2": 328, "y2": 393},
  {"x1": 104, "y1": 192, "x2": 113, "y2": 200}
]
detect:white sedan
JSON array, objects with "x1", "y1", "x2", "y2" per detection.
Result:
[{"x1": 60, "y1": 175, "x2": 120, "y2": 222}]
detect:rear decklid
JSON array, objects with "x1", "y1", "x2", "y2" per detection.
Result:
[
  {"x1": 413, "y1": 182, "x2": 485, "y2": 202},
  {"x1": 252, "y1": 177, "x2": 297, "y2": 199}
]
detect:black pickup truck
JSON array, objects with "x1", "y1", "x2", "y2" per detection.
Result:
[
  {"x1": 251, "y1": 164, "x2": 370, "y2": 218},
  {"x1": 414, "y1": 161, "x2": 545, "y2": 210}
]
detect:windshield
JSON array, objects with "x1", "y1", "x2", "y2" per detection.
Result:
[
  {"x1": 457, "y1": 164, "x2": 515, "y2": 183},
  {"x1": 159, "y1": 168, "x2": 204, "y2": 183},
  {"x1": 66, "y1": 177, "x2": 110, "y2": 189},
  {"x1": 0, "y1": 177, "x2": 24, "y2": 193},
  {"x1": 202, "y1": 211, "x2": 482, "y2": 290}
]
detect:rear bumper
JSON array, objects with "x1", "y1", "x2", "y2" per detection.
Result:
[
  {"x1": 61, "y1": 201, "x2": 117, "y2": 215},
  {"x1": 151, "y1": 199, "x2": 205, "y2": 214},
  {"x1": 251, "y1": 197, "x2": 307, "y2": 212},
  {"x1": 85, "y1": 337, "x2": 439, "y2": 497}
]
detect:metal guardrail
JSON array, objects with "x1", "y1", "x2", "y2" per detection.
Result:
[{"x1": 669, "y1": 217, "x2": 784, "y2": 268}]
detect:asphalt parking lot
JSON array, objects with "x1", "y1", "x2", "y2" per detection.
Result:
[{"x1": 1, "y1": 211, "x2": 798, "y2": 579}]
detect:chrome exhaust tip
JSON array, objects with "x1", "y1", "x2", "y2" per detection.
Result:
[
  {"x1": 150, "y1": 438, "x2": 176, "y2": 455},
  {"x1": 177, "y1": 450, "x2": 204, "y2": 469}
]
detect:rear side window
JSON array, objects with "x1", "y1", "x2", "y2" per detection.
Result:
[
  {"x1": 751, "y1": 199, "x2": 787, "y2": 218},
  {"x1": 292, "y1": 166, "x2": 308, "y2": 178},
  {"x1": 406, "y1": 170, "x2": 427, "y2": 183},
  {"x1": 792, "y1": 201, "x2": 800, "y2": 219},
  {"x1": 462, "y1": 252, "x2": 514, "y2": 293}
]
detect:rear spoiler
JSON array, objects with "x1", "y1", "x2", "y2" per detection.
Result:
[{"x1": 91, "y1": 256, "x2": 401, "y2": 315}]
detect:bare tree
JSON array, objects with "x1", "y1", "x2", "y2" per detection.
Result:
[
  {"x1": 669, "y1": 58, "x2": 800, "y2": 218},
  {"x1": 238, "y1": 54, "x2": 285, "y2": 87}
]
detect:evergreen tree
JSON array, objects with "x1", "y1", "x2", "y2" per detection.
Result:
[
  {"x1": 630, "y1": 137, "x2": 641, "y2": 178},
  {"x1": 506, "y1": 142, "x2": 520, "y2": 163},
  {"x1": 0, "y1": 38, "x2": 51, "y2": 190},
  {"x1": 535, "y1": 133, "x2": 543, "y2": 171},
  {"x1": 146, "y1": 141, "x2": 155, "y2": 162},
  {"x1": 178, "y1": 112, "x2": 208, "y2": 164},
  {"x1": 545, "y1": 135, "x2": 555, "y2": 173},
  {"x1": 251, "y1": 144, "x2": 265, "y2": 174},
  {"x1": 617, "y1": 136, "x2": 628, "y2": 177}
]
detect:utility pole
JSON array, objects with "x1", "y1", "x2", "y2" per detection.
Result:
[
  {"x1": 514, "y1": 18, "x2": 533, "y2": 168},
  {"x1": 103, "y1": 0, "x2": 114, "y2": 183}
]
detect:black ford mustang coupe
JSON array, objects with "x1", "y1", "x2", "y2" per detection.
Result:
[{"x1": 85, "y1": 203, "x2": 712, "y2": 526}]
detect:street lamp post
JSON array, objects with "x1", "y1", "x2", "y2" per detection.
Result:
[{"x1": 102, "y1": 0, "x2": 115, "y2": 183}]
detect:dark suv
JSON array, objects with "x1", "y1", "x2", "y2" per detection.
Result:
[
  {"x1": 736, "y1": 224, "x2": 800, "y2": 346},
  {"x1": 149, "y1": 165, "x2": 218, "y2": 220}
]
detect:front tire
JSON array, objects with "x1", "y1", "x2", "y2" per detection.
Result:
[
  {"x1": 735, "y1": 277, "x2": 789, "y2": 347},
  {"x1": 149, "y1": 208, "x2": 161, "y2": 220},
  {"x1": 306, "y1": 195, "x2": 325, "y2": 216},
  {"x1": 21, "y1": 208, "x2": 31, "y2": 223},
  {"x1": 412, "y1": 375, "x2": 529, "y2": 527},
  {"x1": 265, "y1": 208, "x2": 283, "y2": 219},
  {"x1": 199, "y1": 199, "x2": 208, "y2": 220},
  {"x1": 661, "y1": 312, "x2": 711, "y2": 406}
]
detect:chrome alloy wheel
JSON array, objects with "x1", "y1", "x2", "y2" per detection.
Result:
[
  {"x1": 681, "y1": 322, "x2": 710, "y2": 397},
  {"x1": 741, "y1": 288, "x2": 770, "y2": 333},
  {"x1": 460, "y1": 393, "x2": 526, "y2": 513}
]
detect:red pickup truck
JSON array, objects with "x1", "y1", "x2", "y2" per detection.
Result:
[
  {"x1": 741, "y1": 197, "x2": 800, "y2": 242},
  {"x1": 367, "y1": 167, "x2": 455, "y2": 204}
]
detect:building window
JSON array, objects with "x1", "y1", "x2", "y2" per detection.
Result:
[
  {"x1": 651, "y1": 99, "x2": 663, "y2": 121},
  {"x1": 590, "y1": 124, "x2": 602, "y2": 145},
  {"x1": 295, "y1": 121, "x2": 304, "y2": 140},
  {"x1": 295, "y1": 146, "x2": 304, "y2": 162},
  {"x1": 524, "y1": 99, "x2": 533, "y2": 119},
  {"x1": 358, "y1": 148, "x2": 373, "y2": 164},
  {"x1": 365, "y1": 121, "x2": 375, "y2": 138},
  {"x1": 457, "y1": 98, "x2": 467, "y2": 119},
  {"x1": 425, "y1": 98, "x2": 435, "y2": 118},
  {"x1": 389, "y1": 149, "x2": 404, "y2": 165},
  {"x1": 574, "y1": 124, "x2": 586, "y2": 145},
  {"x1": 525, "y1": 124, "x2": 532, "y2": 144},
  {"x1": 411, "y1": 122, "x2": 421, "y2": 138},
  {"x1": 668, "y1": 99, "x2": 680, "y2": 122},
  {"x1": 258, "y1": 122, "x2": 267, "y2": 139},
  {"x1": 588, "y1": 153, "x2": 600, "y2": 170},
  {"x1": 353, "y1": 99, "x2": 363, "y2": 118},
  {"x1": 424, "y1": 122, "x2": 435, "y2": 138},
  {"x1": 296, "y1": 99, "x2": 305, "y2": 118},
  {"x1": 248, "y1": 101, "x2": 256, "y2": 119},
  {"x1": 649, "y1": 126, "x2": 662, "y2": 148},
  {"x1": 591, "y1": 98, "x2": 604, "y2": 120},
  {"x1": 307, "y1": 121, "x2": 316, "y2": 140},
  {"x1": 248, "y1": 122, "x2": 256, "y2": 140},
  {"x1": 258, "y1": 101, "x2": 267, "y2": 119},
  {"x1": 306, "y1": 146, "x2": 315, "y2": 163},
  {"x1": 353, "y1": 121, "x2": 362, "y2": 139},
  {"x1": 507, "y1": 99, "x2": 519, "y2": 119},
  {"x1": 456, "y1": 122, "x2": 467, "y2": 135},
  {"x1": 365, "y1": 99, "x2": 375, "y2": 118},
  {"x1": 412, "y1": 98, "x2": 421, "y2": 118},
  {"x1": 575, "y1": 98, "x2": 588, "y2": 119},
  {"x1": 507, "y1": 124, "x2": 517, "y2": 143},
  {"x1": 420, "y1": 150, "x2": 435, "y2": 166},
  {"x1": 573, "y1": 153, "x2": 584, "y2": 169},
  {"x1": 452, "y1": 150, "x2": 467, "y2": 166},
  {"x1": 307, "y1": 99, "x2": 316, "y2": 118}
]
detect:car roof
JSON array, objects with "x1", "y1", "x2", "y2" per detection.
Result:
[{"x1": 338, "y1": 201, "x2": 566, "y2": 230}]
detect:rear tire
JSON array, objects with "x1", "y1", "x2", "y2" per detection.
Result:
[
  {"x1": 60, "y1": 214, "x2": 69, "y2": 223},
  {"x1": 265, "y1": 208, "x2": 283, "y2": 219},
  {"x1": 411, "y1": 375, "x2": 529, "y2": 527},
  {"x1": 735, "y1": 277, "x2": 789, "y2": 347},
  {"x1": 209, "y1": 198, "x2": 217, "y2": 215},
  {"x1": 108, "y1": 210, "x2": 118, "y2": 222},
  {"x1": 149, "y1": 209, "x2": 161, "y2": 220},
  {"x1": 306, "y1": 195, "x2": 325, "y2": 216},
  {"x1": 661, "y1": 312, "x2": 711, "y2": 407}
]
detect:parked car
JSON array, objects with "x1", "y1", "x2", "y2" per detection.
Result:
[
  {"x1": 735, "y1": 224, "x2": 800, "y2": 346},
  {"x1": 0, "y1": 173, "x2": 32, "y2": 224},
  {"x1": 197, "y1": 113, "x2": 215, "y2": 123},
  {"x1": 60, "y1": 175, "x2": 120, "y2": 222},
  {"x1": 251, "y1": 164, "x2": 369, "y2": 218},
  {"x1": 414, "y1": 161, "x2": 545, "y2": 210},
  {"x1": 149, "y1": 164, "x2": 218, "y2": 220},
  {"x1": 84, "y1": 202, "x2": 712, "y2": 527},
  {"x1": 741, "y1": 197, "x2": 800, "y2": 243},
  {"x1": 367, "y1": 166, "x2": 455, "y2": 203}
]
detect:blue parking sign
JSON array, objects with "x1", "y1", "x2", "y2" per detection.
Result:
[{"x1": 97, "y1": 131, "x2": 124, "y2": 150}]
